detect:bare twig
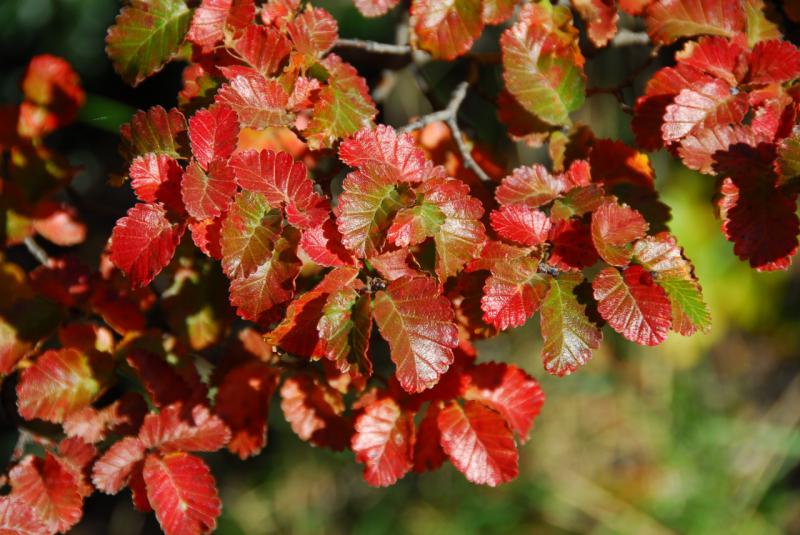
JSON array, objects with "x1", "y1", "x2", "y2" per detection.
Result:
[
  {"x1": 23, "y1": 237, "x2": 49, "y2": 265},
  {"x1": 610, "y1": 29, "x2": 652, "y2": 48},
  {"x1": 399, "y1": 81, "x2": 492, "y2": 183},
  {"x1": 334, "y1": 38, "x2": 412, "y2": 56}
]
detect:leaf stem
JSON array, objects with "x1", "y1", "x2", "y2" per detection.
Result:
[
  {"x1": 23, "y1": 236, "x2": 49, "y2": 266},
  {"x1": 399, "y1": 81, "x2": 493, "y2": 183},
  {"x1": 334, "y1": 38, "x2": 412, "y2": 55}
]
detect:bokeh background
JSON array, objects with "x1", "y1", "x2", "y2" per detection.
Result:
[{"x1": 2, "y1": 1, "x2": 800, "y2": 533}]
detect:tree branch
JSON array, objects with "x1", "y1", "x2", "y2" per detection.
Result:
[
  {"x1": 610, "y1": 29, "x2": 651, "y2": 48},
  {"x1": 334, "y1": 38, "x2": 412, "y2": 56},
  {"x1": 400, "y1": 82, "x2": 492, "y2": 183},
  {"x1": 23, "y1": 237, "x2": 49, "y2": 266}
]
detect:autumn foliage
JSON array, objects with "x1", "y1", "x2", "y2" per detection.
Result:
[{"x1": 0, "y1": 0, "x2": 799, "y2": 533}]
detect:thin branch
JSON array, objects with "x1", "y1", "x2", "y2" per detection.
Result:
[
  {"x1": 399, "y1": 81, "x2": 469, "y2": 134},
  {"x1": 334, "y1": 38, "x2": 412, "y2": 56},
  {"x1": 399, "y1": 81, "x2": 492, "y2": 183},
  {"x1": 447, "y1": 116, "x2": 493, "y2": 183},
  {"x1": 609, "y1": 29, "x2": 652, "y2": 48},
  {"x1": 23, "y1": 237, "x2": 49, "y2": 266}
]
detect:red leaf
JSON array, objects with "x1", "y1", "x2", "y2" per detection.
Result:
[
  {"x1": 373, "y1": 276, "x2": 459, "y2": 393},
  {"x1": 139, "y1": 404, "x2": 230, "y2": 453},
  {"x1": 677, "y1": 125, "x2": 761, "y2": 174},
  {"x1": 129, "y1": 153, "x2": 184, "y2": 212},
  {"x1": 215, "y1": 73, "x2": 291, "y2": 129},
  {"x1": 299, "y1": 218, "x2": 356, "y2": 267},
  {"x1": 29, "y1": 201, "x2": 85, "y2": 247},
  {"x1": 462, "y1": 362, "x2": 544, "y2": 443},
  {"x1": 662, "y1": 79, "x2": 748, "y2": 142},
  {"x1": 437, "y1": 400, "x2": 518, "y2": 486},
  {"x1": 126, "y1": 463, "x2": 151, "y2": 512},
  {"x1": 573, "y1": 0, "x2": 619, "y2": 47},
  {"x1": 593, "y1": 265, "x2": 672, "y2": 345},
  {"x1": 591, "y1": 202, "x2": 649, "y2": 266},
  {"x1": 10, "y1": 453, "x2": 83, "y2": 533},
  {"x1": 477, "y1": 243, "x2": 549, "y2": 330},
  {"x1": 188, "y1": 216, "x2": 224, "y2": 260},
  {"x1": 716, "y1": 146, "x2": 799, "y2": 270},
  {"x1": 354, "y1": 0, "x2": 401, "y2": 17},
  {"x1": 230, "y1": 149, "x2": 329, "y2": 229},
  {"x1": 181, "y1": 159, "x2": 237, "y2": 220},
  {"x1": 413, "y1": 403, "x2": 447, "y2": 472},
  {"x1": 0, "y1": 497, "x2": 48, "y2": 535},
  {"x1": 143, "y1": 452, "x2": 221, "y2": 535},
  {"x1": 279, "y1": 374, "x2": 353, "y2": 450},
  {"x1": 287, "y1": 7, "x2": 338, "y2": 58},
  {"x1": 352, "y1": 397, "x2": 414, "y2": 486},
  {"x1": 411, "y1": 0, "x2": 484, "y2": 60},
  {"x1": 29, "y1": 256, "x2": 91, "y2": 308},
  {"x1": 339, "y1": 125, "x2": 442, "y2": 185},
  {"x1": 57, "y1": 437, "x2": 97, "y2": 497},
  {"x1": 63, "y1": 392, "x2": 147, "y2": 444},
  {"x1": 416, "y1": 177, "x2": 487, "y2": 280},
  {"x1": 215, "y1": 361, "x2": 279, "y2": 459},
  {"x1": 747, "y1": 40, "x2": 800, "y2": 85},
  {"x1": 92, "y1": 437, "x2": 146, "y2": 494},
  {"x1": 267, "y1": 267, "x2": 361, "y2": 357},
  {"x1": 645, "y1": 0, "x2": 744, "y2": 45},
  {"x1": 233, "y1": 25, "x2": 291, "y2": 77},
  {"x1": 20, "y1": 55, "x2": 84, "y2": 136},
  {"x1": 675, "y1": 36, "x2": 746, "y2": 87},
  {"x1": 126, "y1": 349, "x2": 206, "y2": 409},
  {"x1": 490, "y1": 204, "x2": 551, "y2": 246},
  {"x1": 120, "y1": 106, "x2": 188, "y2": 160},
  {"x1": 188, "y1": 103, "x2": 240, "y2": 168},
  {"x1": 632, "y1": 64, "x2": 712, "y2": 150},
  {"x1": 17, "y1": 348, "x2": 103, "y2": 423},
  {"x1": 369, "y1": 249, "x2": 420, "y2": 281},
  {"x1": 187, "y1": 0, "x2": 254, "y2": 50},
  {"x1": 495, "y1": 164, "x2": 566, "y2": 207},
  {"x1": 548, "y1": 219, "x2": 599, "y2": 271},
  {"x1": 110, "y1": 203, "x2": 185, "y2": 287}
]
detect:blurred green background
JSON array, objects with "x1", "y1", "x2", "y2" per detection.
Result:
[{"x1": 2, "y1": 1, "x2": 800, "y2": 533}]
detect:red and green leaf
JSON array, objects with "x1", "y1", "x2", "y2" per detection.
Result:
[
  {"x1": 411, "y1": 0, "x2": 483, "y2": 60},
  {"x1": 106, "y1": 0, "x2": 192, "y2": 86},
  {"x1": 539, "y1": 272, "x2": 602, "y2": 375},
  {"x1": 17, "y1": 348, "x2": 105, "y2": 423},
  {"x1": 373, "y1": 276, "x2": 458, "y2": 393},
  {"x1": 593, "y1": 265, "x2": 672, "y2": 345}
]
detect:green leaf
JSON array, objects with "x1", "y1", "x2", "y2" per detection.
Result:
[
  {"x1": 500, "y1": 4, "x2": 585, "y2": 126},
  {"x1": 633, "y1": 235, "x2": 711, "y2": 335},
  {"x1": 335, "y1": 178, "x2": 408, "y2": 259},
  {"x1": 318, "y1": 288, "x2": 373, "y2": 376},
  {"x1": 305, "y1": 55, "x2": 377, "y2": 150},
  {"x1": 106, "y1": 0, "x2": 192, "y2": 86},
  {"x1": 228, "y1": 227, "x2": 302, "y2": 322},
  {"x1": 539, "y1": 273, "x2": 601, "y2": 376},
  {"x1": 221, "y1": 191, "x2": 283, "y2": 279}
]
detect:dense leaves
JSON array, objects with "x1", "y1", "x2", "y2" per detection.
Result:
[{"x1": 9, "y1": 0, "x2": 800, "y2": 530}]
